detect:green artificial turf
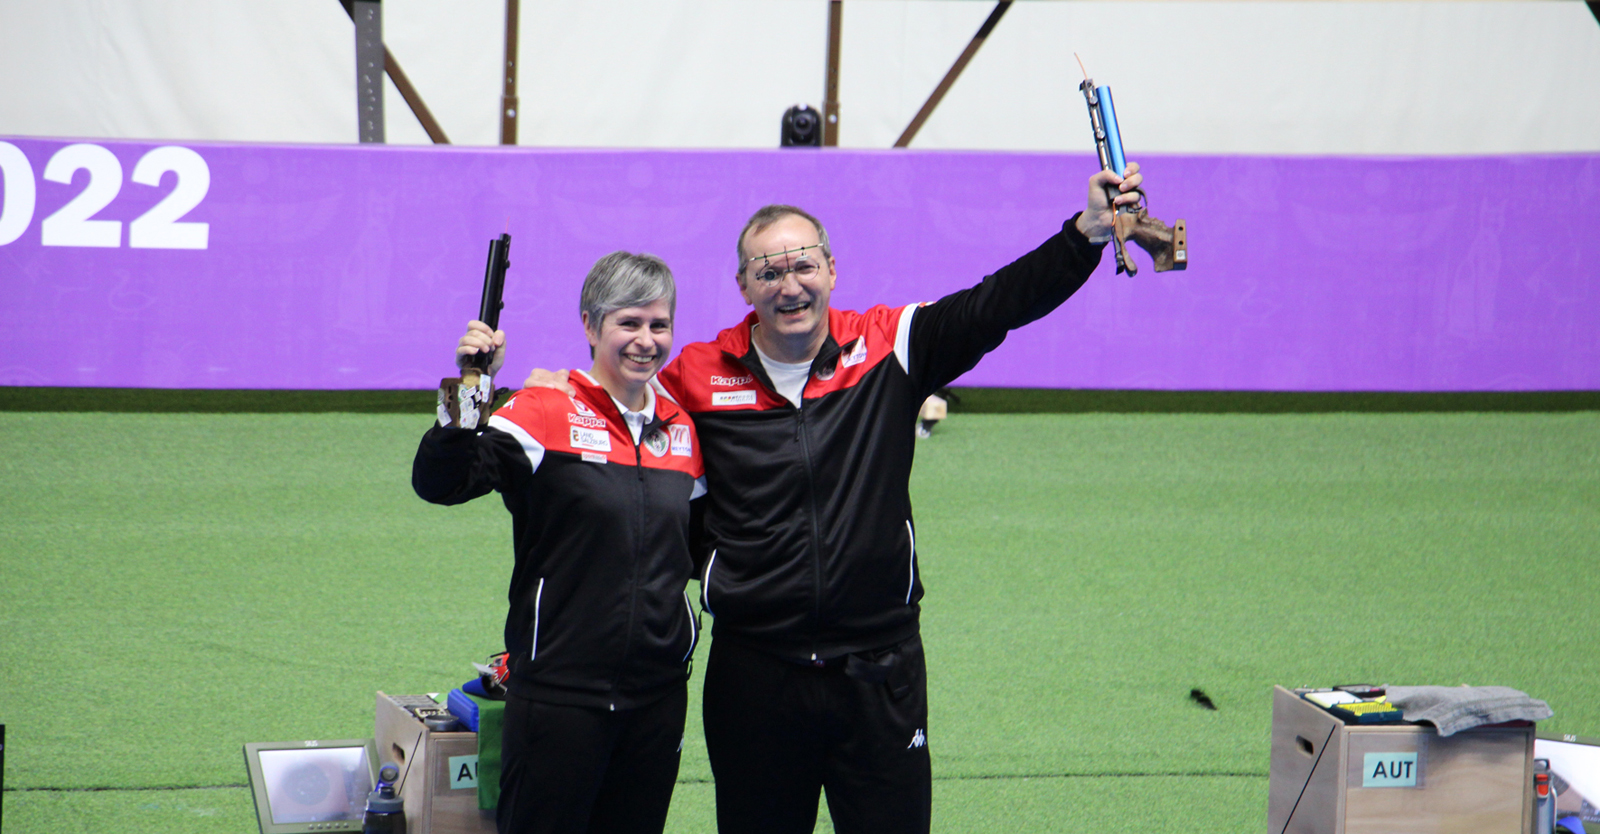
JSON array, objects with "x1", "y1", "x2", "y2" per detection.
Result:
[{"x1": 2, "y1": 410, "x2": 1597, "y2": 833}]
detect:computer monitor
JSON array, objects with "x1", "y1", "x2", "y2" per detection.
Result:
[
  {"x1": 242, "y1": 739, "x2": 379, "y2": 834},
  {"x1": 1537, "y1": 733, "x2": 1600, "y2": 830}
]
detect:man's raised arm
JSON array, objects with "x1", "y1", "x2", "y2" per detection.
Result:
[{"x1": 900, "y1": 164, "x2": 1144, "y2": 397}]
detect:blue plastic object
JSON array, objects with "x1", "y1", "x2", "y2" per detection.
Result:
[
  {"x1": 447, "y1": 687, "x2": 481, "y2": 733},
  {"x1": 1096, "y1": 85, "x2": 1126, "y2": 176}
]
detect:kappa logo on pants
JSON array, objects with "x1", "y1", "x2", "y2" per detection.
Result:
[{"x1": 908, "y1": 729, "x2": 927, "y2": 749}]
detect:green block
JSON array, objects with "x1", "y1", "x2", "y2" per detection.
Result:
[{"x1": 469, "y1": 693, "x2": 505, "y2": 811}]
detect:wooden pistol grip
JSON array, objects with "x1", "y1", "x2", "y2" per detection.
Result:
[{"x1": 1125, "y1": 210, "x2": 1188, "y2": 273}]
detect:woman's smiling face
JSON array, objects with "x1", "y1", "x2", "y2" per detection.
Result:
[{"x1": 585, "y1": 298, "x2": 673, "y2": 406}]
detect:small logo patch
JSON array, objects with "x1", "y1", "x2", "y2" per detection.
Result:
[
  {"x1": 572, "y1": 399, "x2": 597, "y2": 417},
  {"x1": 581, "y1": 451, "x2": 607, "y2": 464},
  {"x1": 644, "y1": 429, "x2": 669, "y2": 457},
  {"x1": 908, "y1": 729, "x2": 927, "y2": 749},
  {"x1": 840, "y1": 336, "x2": 869, "y2": 368},
  {"x1": 710, "y1": 374, "x2": 754, "y2": 386},
  {"x1": 668, "y1": 424, "x2": 692, "y2": 456},
  {"x1": 570, "y1": 426, "x2": 611, "y2": 452},
  {"x1": 712, "y1": 390, "x2": 757, "y2": 407}
]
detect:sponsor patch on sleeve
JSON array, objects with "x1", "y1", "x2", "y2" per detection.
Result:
[{"x1": 711, "y1": 390, "x2": 757, "y2": 407}]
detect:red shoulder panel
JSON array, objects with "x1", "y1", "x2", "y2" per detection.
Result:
[{"x1": 805, "y1": 304, "x2": 904, "y2": 398}]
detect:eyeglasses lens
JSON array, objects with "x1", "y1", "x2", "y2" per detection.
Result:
[{"x1": 754, "y1": 258, "x2": 820, "y2": 285}]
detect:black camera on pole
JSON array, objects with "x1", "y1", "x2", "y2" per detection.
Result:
[{"x1": 780, "y1": 105, "x2": 823, "y2": 147}]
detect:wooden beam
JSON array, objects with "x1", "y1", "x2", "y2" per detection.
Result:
[
  {"x1": 501, "y1": 0, "x2": 520, "y2": 144},
  {"x1": 338, "y1": 0, "x2": 450, "y2": 144},
  {"x1": 383, "y1": 47, "x2": 449, "y2": 144},
  {"x1": 822, "y1": 0, "x2": 842, "y2": 146},
  {"x1": 894, "y1": 1, "x2": 1011, "y2": 148}
]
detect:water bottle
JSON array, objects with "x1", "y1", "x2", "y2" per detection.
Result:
[
  {"x1": 363, "y1": 762, "x2": 406, "y2": 834},
  {"x1": 1534, "y1": 759, "x2": 1555, "y2": 834}
]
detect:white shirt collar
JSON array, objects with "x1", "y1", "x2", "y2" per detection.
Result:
[{"x1": 609, "y1": 385, "x2": 656, "y2": 444}]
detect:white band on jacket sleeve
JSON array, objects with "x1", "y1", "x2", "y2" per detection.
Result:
[
  {"x1": 894, "y1": 303, "x2": 919, "y2": 374},
  {"x1": 488, "y1": 414, "x2": 546, "y2": 474},
  {"x1": 691, "y1": 475, "x2": 707, "y2": 501}
]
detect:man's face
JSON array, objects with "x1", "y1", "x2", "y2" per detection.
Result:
[{"x1": 737, "y1": 214, "x2": 836, "y2": 345}]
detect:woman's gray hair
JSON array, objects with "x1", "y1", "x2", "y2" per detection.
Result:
[{"x1": 579, "y1": 251, "x2": 677, "y2": 327}]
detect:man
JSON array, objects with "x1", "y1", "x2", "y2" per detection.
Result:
[{"x1": 529, "y1": 164, "x2": 1143, "y2": 834}]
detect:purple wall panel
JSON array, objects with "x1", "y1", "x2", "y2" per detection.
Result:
[{"x1": 2, "y1": 137, "x2": 1596, "y2": 391}]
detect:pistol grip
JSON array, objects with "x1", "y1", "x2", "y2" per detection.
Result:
[{"x1": 1122, "y1": 210, "x2": 1189, "y2": 273}]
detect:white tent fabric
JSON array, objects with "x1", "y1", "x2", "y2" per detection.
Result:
[{"x1": 2, "y1": 0, "x2": 1599, "y2": 154}]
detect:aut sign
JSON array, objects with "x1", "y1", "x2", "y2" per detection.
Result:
[{"x1": 1363, "y1": 752, "x2": 1419, "y2": 787}]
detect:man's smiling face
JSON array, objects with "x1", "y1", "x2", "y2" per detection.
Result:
[{"x1": 737, "y1": 214, "x2": 837, "y2": 354}]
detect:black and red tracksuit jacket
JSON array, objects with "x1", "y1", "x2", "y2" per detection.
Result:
[
  {"x1": 655, "y1": 216, "x2": 1103, "y2": 663},
  {"x1": 412, "y1": 371, "x2": 706, "y2": 709}
]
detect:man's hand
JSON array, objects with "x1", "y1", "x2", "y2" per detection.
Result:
[
  {"x1": 523, "y1": 367, "x2": 576, "y2": 396},
  {"x1": 456, "y1": 320, "x2": 506, "y2": 376},
  {"x1": 1075, "y1": 162, "x2": 1143, "y2": 244}
]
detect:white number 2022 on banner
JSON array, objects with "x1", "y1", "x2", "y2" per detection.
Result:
[{"x1": 0, "y1": 141, "x2": 210, "y2": 250}]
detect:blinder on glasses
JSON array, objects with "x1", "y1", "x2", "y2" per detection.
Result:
[{"x1": 744, "y1": 244, "x2": 826, "y2": 285}]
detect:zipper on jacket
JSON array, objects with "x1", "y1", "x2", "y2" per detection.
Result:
[
  {"x1": 796, "y1": 405, "x2": 825, "y2": 661},
  {"x1": 733, "y1": 342, "x2": 832, "y2": 662},
  {"x1": 611, "y1": 431, "x2": 648, "y2": 692}
]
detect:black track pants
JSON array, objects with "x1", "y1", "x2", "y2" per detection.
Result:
[
  {"x1": 702, "y1": 636, "x2": 931, "y2": 834},
  {"x1": 497, "y1": 685, "x2": 686, "y2": 834}
]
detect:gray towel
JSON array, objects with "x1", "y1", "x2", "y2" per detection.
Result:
[{"x1": 1384, "y1": 685, "x2": 1552, "y2": 737}]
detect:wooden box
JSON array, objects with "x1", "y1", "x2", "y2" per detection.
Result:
[
  {"x1": 1268, "y1": 685, "x2": 1534, "y2": 834},
  {"x1": 374, "y1": 692, "x2": 497, "y2": 834}
]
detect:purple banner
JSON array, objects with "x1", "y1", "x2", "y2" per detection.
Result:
[{"x1": 2, "y1": 137, "x2": 1596, "y2": 391}]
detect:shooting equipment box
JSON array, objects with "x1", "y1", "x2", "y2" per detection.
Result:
[
  {"x1": 374, "y1": 692, "x2": 495, "y2": 834},
  {"x1": 1269, "y1": 685, "x2": 1535, "y2": 834}
]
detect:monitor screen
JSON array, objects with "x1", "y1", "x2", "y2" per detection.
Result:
[
  {"x1": 243, "y1": 739, "x2": 379, "y2": 834},
  {"x1": 1537, "y1": 735, "x2": 1600, "y2": 827}
]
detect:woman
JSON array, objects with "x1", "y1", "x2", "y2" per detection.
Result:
[{"x1": 412, "y1": 251, "x2": 704, "y2": 834}]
